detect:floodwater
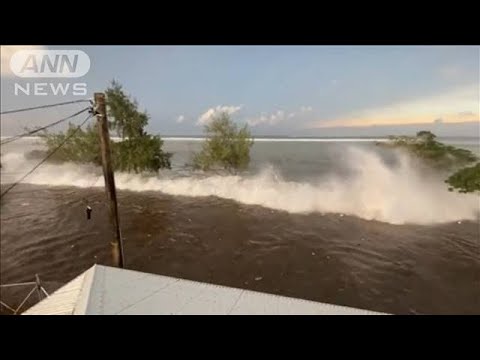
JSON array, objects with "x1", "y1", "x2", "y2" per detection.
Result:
[{"x1": 1, "y1": 138, "x2": 479, "y2": 314}]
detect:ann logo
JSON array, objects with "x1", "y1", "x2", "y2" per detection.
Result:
[
  {"x1": 10, "y1": 50, "x2": 90, "y2": 78},
  {"x1": 20, "y1": 54, "x2": 79, "y2": 75}
]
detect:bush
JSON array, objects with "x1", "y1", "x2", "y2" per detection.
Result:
[{"x1": 192, "y1": 112, "x2": 253, "y2": 172}]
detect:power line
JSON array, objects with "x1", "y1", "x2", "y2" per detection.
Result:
[
  {"x1": 0, "y1": 114, "x2": 94, "y2": 200},
  {"x1": 0, "y1": 107, "x2": 91, "y2": 146},
  {"x1": 0, "y1": 99, "x2": 91, "y2": 115}
]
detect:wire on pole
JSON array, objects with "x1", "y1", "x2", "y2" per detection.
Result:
[
  {"x1": 0, "y1": 99, "x2": 91, "y2": 115},
  {"x1": 0, "y1": 107, "x2": 91, "y2": 146},
  {"x1": 0, "y1": 113, "x2": 94, "y2": 199}
]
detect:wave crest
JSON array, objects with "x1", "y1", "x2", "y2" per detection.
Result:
[{"x1": 2, "y1": 146, "x2": 478, "y2": 225}]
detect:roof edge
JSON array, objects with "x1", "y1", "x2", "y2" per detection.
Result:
[{"x1": 73, "y1": 264, "x2": 98, "y2": 315}]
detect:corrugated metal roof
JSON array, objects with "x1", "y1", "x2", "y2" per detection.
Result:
[
  {"x1": 23, "y1": 270, "x2": 89, "y2": 315},
  {"x1": 23, "y1": 265, "x2": 386, "y2": 315}
]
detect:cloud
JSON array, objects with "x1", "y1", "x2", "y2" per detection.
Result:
[
  {"x1": 247, "y1": 110, "x2": 286, "y2": 127},
  {"x1": 331, "y1": 79, "x2": 338, "y2": 86},
  {"x1": 176, "y1": 115, "x2": 185, "y2": 123},
  {"x1": 197, "y1": 105, "x2": 242, "y2": 125},
  {"x1": 1, "y1": 45, "x2": 47, "y2": 77},
  {"x1": 248, "y1": 107, "x2": 315, "y2": 127},
  {"x1": 309, "y1": 84, "x2": 480, "y2": 128}
]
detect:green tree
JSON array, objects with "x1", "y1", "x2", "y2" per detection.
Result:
[
  {"x1": 380, "y1": 131, "x2": 479, "y2": 193},
  {"x1": 193, "y1": 112, "x2": 254, "y2": 172},
  {"x1": 39, "y1": 122, "x2": 100, "y2": 164},
  {"x1": 105, "y1": 80, "x2": 149, "y2": 139},
  {"x1": 446, "y1": 163, "x2": 480, "y2": 193},
  {"x1": 113, "y1": 135, "x2": 171, "y2": 173},
  {"x1": 416, "y1": 130, "x2": 436, "y2": 142},
  {"x1": 39, "y1": 81, "x2": 171, "y2": 173},
  {"x1": 380, "y1": 131, "x2": 477, "y2": 170}
]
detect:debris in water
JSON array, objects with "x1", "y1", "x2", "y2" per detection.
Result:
[
  {"x1": 147, "y1": 234, "x2": 152, "y2": 237},
  {"x1": 312, "y1": 252, "x2": 316, "y2": 256},
  {"x1": 21, "y1": 203, "x2": 29, "y2": 206},
  {"x1": 255, "y1": 276, "x2": 263, "y2": 281},
  {"x1": 339, "y1": 214, "x2": 344, "y2": 217},
  {"x1": 457, "y1": 221, "x2": 462, "y2": 224},
  {"x1": 86, "y1": 206, "x2": 92, "y2": 220}
]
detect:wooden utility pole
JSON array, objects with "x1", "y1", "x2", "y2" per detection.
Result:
[{"x1": 94, "y1": 92, "x2": 125, "y2": 268}]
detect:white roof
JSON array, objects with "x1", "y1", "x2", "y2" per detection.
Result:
[{"x1": 23, "y1": 265, "x2": 385, "y2": 315}]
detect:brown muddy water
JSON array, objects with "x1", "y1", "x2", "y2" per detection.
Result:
[{"x1": 1, "y1": 139, "x2": 479, "y2": 314}]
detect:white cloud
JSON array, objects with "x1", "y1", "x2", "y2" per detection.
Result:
[
  {"x1": 247, "y1": 110, "x2": 286, "y2": 126},
  {"x1": 300, "y1": 106, "x2": 313, "y2": 112},
  {"x1": 176, "y1": 115, "x2": 185, "y2": 123},
  {"x1": 1, "y1": 45, "x2": 47, "y2": 77},
  {"x1": 288, "y1": 112, "x2": 296, "y2": 118},
  {"x1": 331, "y1": 79, "x2": 338, "y2": 86},
  {"x1": 197, "y1": 105, "x2": 242, "y2": 125}
]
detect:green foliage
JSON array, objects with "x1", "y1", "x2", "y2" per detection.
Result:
[
  {"x1": 416, "y1": 130, "x2": 436, "y2": 142},
  {"x1": 39, "y1": 123, "x2": 100, "y2": 164},
  {"x1": 105, "y1": 80, "x2": 148, "y2": 139},
  {"x1": 446, "y1": 163, "x2": 480, "y2": 194},
  {"x1": 380, "y1": 131, "x2": 477, "y2": 171},
  {"x1": 113, "y1": 135, "x2": 171, "y2": 173},
  {"x1": 39, "y1": 80, "x2": 171, "y2": 173},
  {"x1": 381, "y1": 130, "x2": 479, "y2": 193},
  {"x1": 193, "y1": 112, "x2": 254, "y2": 172}
]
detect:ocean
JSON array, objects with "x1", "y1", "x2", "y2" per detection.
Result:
[{"x1": 1, "y1": 137, "x2": 479, "y2": 314}]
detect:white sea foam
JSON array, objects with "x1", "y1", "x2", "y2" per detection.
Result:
[{"x1": 2, "y1": 146, "x2": 478, "y2": 225}]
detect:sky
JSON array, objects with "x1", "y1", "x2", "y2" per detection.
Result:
[{"x1": 1, "y1": 45, "x2": 479, "y2": 137}]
